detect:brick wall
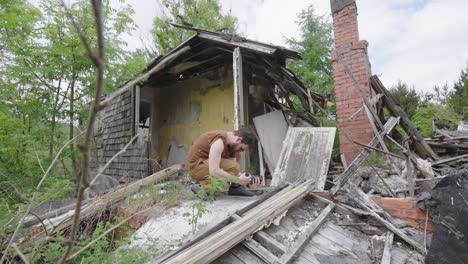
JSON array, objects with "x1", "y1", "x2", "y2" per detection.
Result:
[
  {"x1": 90, "y1": 90, "x2": 150, "y2": 182},
  {"x1": 330, "y1": 0, "x2": 374, "y2": 163}
]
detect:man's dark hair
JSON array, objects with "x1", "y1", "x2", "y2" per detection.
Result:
[{"x1": 233, "y1": 128, "x2": 256, "y2": 149}]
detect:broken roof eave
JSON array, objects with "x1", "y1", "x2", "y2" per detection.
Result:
[{"x1": 146, "y1": 25, "x2": 302, "y2": 70}]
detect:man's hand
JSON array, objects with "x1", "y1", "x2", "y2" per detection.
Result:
[
  {"x1": 250, "y1": 176, "x2": 261, "y2": 188},
  {"x1": 238, "y1": 172, "x2": 251, "y2": 185}
]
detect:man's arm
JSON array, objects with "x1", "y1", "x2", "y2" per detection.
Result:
[{"x1": 208, "y1": 139, "x2": 250, "y2": 184}]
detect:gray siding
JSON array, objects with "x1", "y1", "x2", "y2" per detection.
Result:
[{"x1": 90, "y1": 90, "x2": 150, "y2": 182}]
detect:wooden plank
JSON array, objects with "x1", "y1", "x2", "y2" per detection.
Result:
[
  {"x1": 431, "y1": 153, "x2": 468, "y2": 166},
  {"x1": 381, "y1": 232, "x2": 394, "y2": 264},
  {"x1": 279, "y1": 203, "x2": 335, "y2": 263},
  {"x1": 212, "y1": 251, "x2": 245, "y2": 264},
  {"x1": 160, "y1": 181, "x2": 312, "y2": 263},
  {"x1": 272, "y1": 127, "x2": 336, "y2": 190},
  {"x1": 253, "y1": 111, "x2": 288, "y2": 173},
  {"x1": 258, "y1": 141, "x2": 265, "y2": 186},
  {"x1": 242, "y1": 239, "x2": 279, "y2": 264},
  {"x1": 233, "y1": 47, "x2": 246, "y2": 171},
  {"x1": 352, "y1": 141, "x2": 404, "y2": 160},
  {"x1": 370, "y1": 75, "x2": 438, "y2": 160},
  {"x1": 404, "y1": 141, "x2": 416, "y2": 197},
  {"x1": 331, "y1": 117, "x2": 400, "y2": 195},
  {"x1": 230, "y1": 244, "x2": 265, "y2": 264},
  {"x1": 255, "y1": 231, "x2": 287, "y2": 254}
]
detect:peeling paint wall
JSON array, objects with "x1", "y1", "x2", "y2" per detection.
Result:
[{"x1": 151, "y1": 66, "x2": 235, "y2": 165}]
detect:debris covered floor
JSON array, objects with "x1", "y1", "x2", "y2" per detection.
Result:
[{"x1": 213, "y1": 197, "x2": 425, "y2": 264}]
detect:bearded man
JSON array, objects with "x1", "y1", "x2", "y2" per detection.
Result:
[{"x1": 186, "y1": 128, "x2": 260, "y2": 196}]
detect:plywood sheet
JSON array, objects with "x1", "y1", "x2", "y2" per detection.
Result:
[
  {"x1": 271, "y1": 127, "x2": 336, "y2": 190},
  {"x1": 253, "y1": 111, "x2": 289, "y2": 172}
]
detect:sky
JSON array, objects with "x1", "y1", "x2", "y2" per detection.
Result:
[{"x1": 35, "y1": 0, "x2": 468, "y2": 93}]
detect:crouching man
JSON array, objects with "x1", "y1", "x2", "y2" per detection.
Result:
[{"x1": 186, "y1": 128, "x2": 261, "y2": 196}]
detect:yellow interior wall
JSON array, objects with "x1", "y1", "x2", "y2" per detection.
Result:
[{"x1": 153, "y1": 68, "x2": 234, "y2": 164}]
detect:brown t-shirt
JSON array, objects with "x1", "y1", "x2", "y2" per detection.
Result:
[{"x1": 186, "y1": 130, "x2": 234, "y2": 171}]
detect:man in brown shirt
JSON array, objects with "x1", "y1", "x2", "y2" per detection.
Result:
[{"x1": 186, "y1": 128, "x2": 260, "y2": 196}]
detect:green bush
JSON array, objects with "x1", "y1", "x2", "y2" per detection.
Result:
[{"x1": 411, "y1": 104, "x2": 461, "y2": 137}]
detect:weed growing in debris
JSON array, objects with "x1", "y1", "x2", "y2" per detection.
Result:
[
  {"x1": 362, "y1": 152, "x2": 385, "y2": 166},
  {"x1": 124, "y1": 181, "x2": 182, "y2": 210},
  {"x1": 183, "y1": 176, "x2": 226, "y2": 234}
]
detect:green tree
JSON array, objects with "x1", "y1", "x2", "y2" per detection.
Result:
[
  {"x1": 286, "y1": 5, "x2": 334, "y2": 96},
  {"x1": 389, "y1": 81, "x2": 420, "y2": 118},
  {"x1": 0, "y1": 0, "x2": 145, "y2": 211},
  {"x1": 151, "y1": 0, "x2": 238, "y2": 55},
  {"x1": 448, "y1": 62, "x2": 468, "y2": 120}
]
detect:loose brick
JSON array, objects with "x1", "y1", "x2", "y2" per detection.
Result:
[
  {"x1": 401, "y1": 209, "x2": 429, "y2": 220},
  {"x1": 381, "y1": 198, "x2": 413, "y2": 209}
]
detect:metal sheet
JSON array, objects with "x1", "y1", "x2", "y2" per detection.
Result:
[{"x1": 271, "y1": 127, "x2": 336, "y2": 190}]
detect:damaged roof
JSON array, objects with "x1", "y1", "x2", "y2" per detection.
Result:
[
  {"x1": 143, "y1": 24, "x2": 302, "y2": 87},
  {"x1": 147, "y1": 23, "x2": 302, "y2": 69}
]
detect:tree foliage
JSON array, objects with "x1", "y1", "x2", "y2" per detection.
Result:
[
  {"x1": 389, "y1": 81, "x2": 420, "y2": 118},
  {"x1": 151, "y1": 0, "x2": 238, "y2": 55},
  {"x1": 286, "y1": 5, "x2": 334, "y2": 96},
  {"x1": 448, "y1": 62, "x2": 468, "y2": 120},
  {"x1": 0, "y1": 0, "x2": 145, "y2": 224}
]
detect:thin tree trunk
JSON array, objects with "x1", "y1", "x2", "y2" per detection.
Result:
[
  {"x1": 69, "y1": 77, "x2": 79, "y2": 192},
  {"x1": 49, "y1": 80, "x2": 62, "y2": 160}
]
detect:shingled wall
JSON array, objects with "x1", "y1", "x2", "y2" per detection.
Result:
[{"x1": 90, "y1": 90, "x2": 150, "y2": 182}]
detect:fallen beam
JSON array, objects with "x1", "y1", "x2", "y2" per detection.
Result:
[{"x1": 370, "y1": 75, "x2": 438, "y2": 160}]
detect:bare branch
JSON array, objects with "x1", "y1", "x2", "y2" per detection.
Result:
[
  {"x1": 0, "y1": 132, "x2": 84, "y2": 264},
  {"x1": 35, "y1": 152, "x2": 46, "y2": 174},
  {"x1": 12, "y1": 244, "x2": 29, "y2": 264},
  {"x1": 60, "y1": 0, "x2": 99, "y2": 66},
  {"x1": 28, "y1": 212, "x2": 50, "y2": 237},
  {"x1": 66, "y1": 206, "x2": 153, "y2": 261},
  {"x1": 59, "y1": 0, "x2": 106, "y2": 262},
  {"x1": 88, "y1": 133, "x2": 140, "y2": 189}
]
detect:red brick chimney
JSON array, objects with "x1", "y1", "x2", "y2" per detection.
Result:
[{"x1": 330, "y1": 0, "x2": 374, "y2": 164}]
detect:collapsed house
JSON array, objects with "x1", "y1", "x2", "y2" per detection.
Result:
[
  {"x1": 89, "y1": 23, "x2": 325, "y2": 187},
  {"x1": 17, "y1": 0, "x2": 468, "y2": 263}
]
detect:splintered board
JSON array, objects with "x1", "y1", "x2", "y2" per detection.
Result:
[
  {"x1": 253, "y1": 110, "x2": 289, "y2": 172},
  {"x1": 271, "y1": 127, "x2": 336, "y2": 190}
]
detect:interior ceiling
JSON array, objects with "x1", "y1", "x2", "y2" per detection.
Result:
[{"x1": 144, "y1": 38, "x2": 286, "y2": 88}]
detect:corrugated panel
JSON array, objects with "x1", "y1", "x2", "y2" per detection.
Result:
[{"x1": 271, "y1": 127, "x2": 336, "y2": 190}]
